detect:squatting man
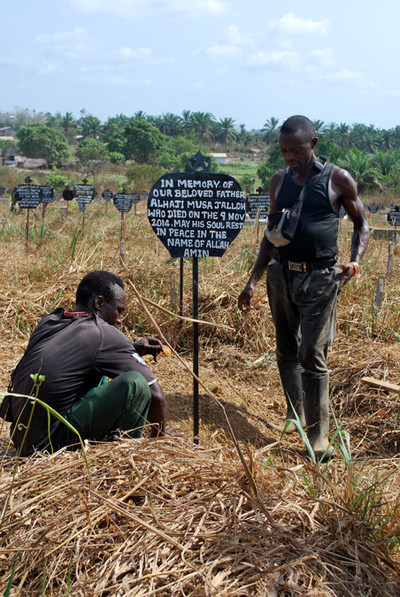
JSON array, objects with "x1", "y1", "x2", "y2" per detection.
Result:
[
  {"x1": 1, "y1": 271, "x2": 168, "y2": 456},
  {"x1": 238, "y1": 115, "x2": 369, "y2": 460}
]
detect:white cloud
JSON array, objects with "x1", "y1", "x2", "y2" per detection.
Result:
[
  {"x1": 226, "y1": 24, "x2": 251, "y2": 45},
  {"x1": 119, "y1": 46, "x2": 152, "y2": 59},
  {"x1": 207, "y1": 44, "x2": 241, "y2": 58},
  {"x1": 36, "y1": 27, "x2": 88, "y2": 43},
  {"x1": 36, "y1": 27, "x2": 97, "y2": 60},
  {"x1": 69, "y1": 0, "x2": 231, "y2": 18},
  {"x1": 247, "y1": 50, "x2": 300, "y2": 69},
  {"x1": 310, "y1": 48, "x2": 334, "y2": 68},
  {"x1": 268, "y1": 13, "x2": 329, "y2": 36}
]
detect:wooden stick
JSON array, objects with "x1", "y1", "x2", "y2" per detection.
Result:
[{"x1": 361, "y1": 376, "x2": 400, "y2": 395}]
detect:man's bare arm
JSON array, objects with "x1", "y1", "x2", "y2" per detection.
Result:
[{"x1": 332, "y1": 167, "x2": 370, "y2": 289}]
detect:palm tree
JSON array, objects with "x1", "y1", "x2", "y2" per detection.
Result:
[
  {"x1": 181, "y1": 110, "x2": 193, "y2": 134},
  {"x1": 335, "y1": 123, "x2": 352, "y2": 148},
  {"x1": 133, "y1": 110, "x2": 147, "y2": 121},
  {"x1": 190, "y1": 112, "x2": 216, "y2": 145},
  {"x1": 61, "y1": 112, "x2": 76, "y2": 141},
  {"x1": 81, "y1": 115, "x2": 103, "y2": 139},
  {"x1": 312, "y1": 119, "x2": 326, "y2": 134},
  {"x1": 339, "y1": 148, "x2": 382, "y2": 192},
  {"x1": 262, "y1": 117, "x2": 279, "y2": 145},
  {"x1": 213, "y1": 117, "x2": 237, "y2": 150},
  {"x1": 154, "y1": 113, "x2": 183, "y2": 137}
]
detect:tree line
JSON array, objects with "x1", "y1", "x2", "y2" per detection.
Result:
[{"x1": 1, "y1": 108, "x2": 400, "y2": 193}]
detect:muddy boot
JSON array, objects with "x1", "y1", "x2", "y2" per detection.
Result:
[
  {"x1": 303, "y1": 373, "x2": 335, "y2": 461},
  {"x1": 276, "y1": 361, "x2": 306, "y2": 433}
]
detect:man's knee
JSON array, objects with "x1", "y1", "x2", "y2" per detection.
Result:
[{"x1": 118, "y1": 371, "x2": 152, "y2": 403}]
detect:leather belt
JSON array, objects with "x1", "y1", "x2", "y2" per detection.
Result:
[{"x1": 279, "y1": 257, "x2": 337, "y2": 272}]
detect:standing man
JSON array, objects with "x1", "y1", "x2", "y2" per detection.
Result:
[
  {"x1": 238, "y1": 115, "x2": 369, "y2": 460},
  {"x1": 2, "y1": 271, "x2": 168, "y2": 456}
]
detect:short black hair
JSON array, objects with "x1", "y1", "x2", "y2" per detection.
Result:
[
  {"x1": 280, "y1": 115, "x2": 316, "y2": 140},
  {"x1": 76, "y1": 271, "x2": 124, "y2": 306}
]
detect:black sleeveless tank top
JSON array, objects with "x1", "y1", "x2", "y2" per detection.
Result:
[{"x1": 276, "y1": 161, "x2": 339, "y2": 262}]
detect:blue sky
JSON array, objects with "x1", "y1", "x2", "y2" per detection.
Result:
[{"x1": 1, "y1": 0, "x2": 399, "y2": 130}]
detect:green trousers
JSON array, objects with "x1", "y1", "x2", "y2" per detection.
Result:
[{"x1": 58, "y1": 371, "x2": 152, "y2": 447}]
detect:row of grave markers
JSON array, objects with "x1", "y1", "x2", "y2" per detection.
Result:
[{"x1": 12, "y1": 179, "x2": 141, "y2": 244}]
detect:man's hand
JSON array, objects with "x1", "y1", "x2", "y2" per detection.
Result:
[
  {"x1": 133, "y1": 337, "x2": 163, "y2": 360},
  {"x1": 238, "y1": 286, "x2": 254, "y2": 312},
  {"x1": 339, "y1": 263, "x2": 356, "y2": 293}
]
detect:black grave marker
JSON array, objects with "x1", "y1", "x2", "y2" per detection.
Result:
[
  {"x1": 102, "y1": 189, "x2": 113, "y2": 201},
  {"x1": 113, "y1": 192, "x2": 140, "y2": 213},
  {"x1": 245, "y1": 193, "x2": 270, "y2": 219},
  {"x1": 74, "y1": 183, "x2": 95, "y2": 228},
  {"x1": 13, "y1": 184, "x2": 42, "y2": 209},
  {"x1": 148, "y1": 172, "x2": 246, "y2": 258},
  {"x1": 387, "y1": 211, "x2": 400, "y2": 226}
]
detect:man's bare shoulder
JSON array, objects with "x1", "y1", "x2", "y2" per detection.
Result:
[
  {"x1": 330, "y1": 164, "x2": 358, "y2": 196},
  {"x1": 270, "y1": 169, "x2": 286, "y2": 187},
  {"x1": 330, "y1": 164, "x2": 356, "y2": 184},
  {"x1": 269, "y1": 169, "x2": 287, "y2": 200}
]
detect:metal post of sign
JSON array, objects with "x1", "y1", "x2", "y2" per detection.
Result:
[
  {"x1": 120, "y1": 211, "x2": 125, "y2": 267},
  {"x1": 25, "y1": 209, "x2": 30, "y2": 244},
  {"x1": 387, "y1": 242, "x2": 394, "y2": 275},
  {"x1": 170, "y1": 270, "x2": 177, "y2": 311},
  {"x1": 179, "y1": 258, "x2": 184, "y2": 319},
  {"x1": 192, "y1": 257, "x2": 199, "y2": 443},
  {"x1": 82, "y1": 205, "x2": 85, "y2": 232}
]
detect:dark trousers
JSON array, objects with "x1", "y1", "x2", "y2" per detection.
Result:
[
  {"x1": 266, "y1": 259, "x2": 342, "y2": 376},
  {"x1": 58, "y1": 371, "x2": 152, "y2": 447}
]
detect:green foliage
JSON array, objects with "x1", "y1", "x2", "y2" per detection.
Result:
[
  {"x1": 315, "y1": 136, "x2": 342, "y2": 163},
  {"x1": 257, "y1": 162, "x2": 276, "y2": 191},
  {"x1": 339, "y1": 148, "x2": 383, "y2": 192},
  {"x1": 125, "y1": 164, "x2": 164, "y2": 192},
  {"x1": 106, "y1": 130, "x2": 126, "y2": 155},
  {"x1": 45, "y1": 170, "x2": 70, "y2": 191},
  {"x1": 124, "y1": 118, "x2": 165, "y2": 163},
  {"x1": 108, "y1": 151, "x2": 126, "y2": 165},
  {"x1": 80, "y1": 115, "x2": 103, "y2": 139},
  {"x1": 17, "y1": 123, "x2": 71, "y2": 166},
  {"x1": 239, "y1": 173, "x2": 255, "y2": 194},
  {"x1": 76, "y1": 138, "x2": 108, "y2": 166},
  {"x1": 213, "y1": 117, "x2": 237, "y2": 150},
  {"x1": 157, "y1": 136, "x2": 206, "y2": 171},
  {"x1": 0, "y1": 138, "x2": 17, "y2": 165}
]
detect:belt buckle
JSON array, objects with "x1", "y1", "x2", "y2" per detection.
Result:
[{"x1": 288, "y1": 261, "x2": 307, "y2": 272}]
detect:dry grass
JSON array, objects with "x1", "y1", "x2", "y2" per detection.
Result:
[{"x1": 0, "y1": 197, "x2": 400, "y2": 595}]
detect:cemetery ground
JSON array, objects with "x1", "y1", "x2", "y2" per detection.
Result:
[{"x1": 0, "y1": 195, "x2": 399, "y2": 596}]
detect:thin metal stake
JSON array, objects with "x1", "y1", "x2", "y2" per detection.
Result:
[
  {"x1": 120, "y1": 211, "x2": 125, "y2": 267},
  {"x1": 25, "y1": 209, "x2": 30, "y2": 244},
  {"x1": 192, "y1": 257, "x2": 199, "y2": 443}
]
